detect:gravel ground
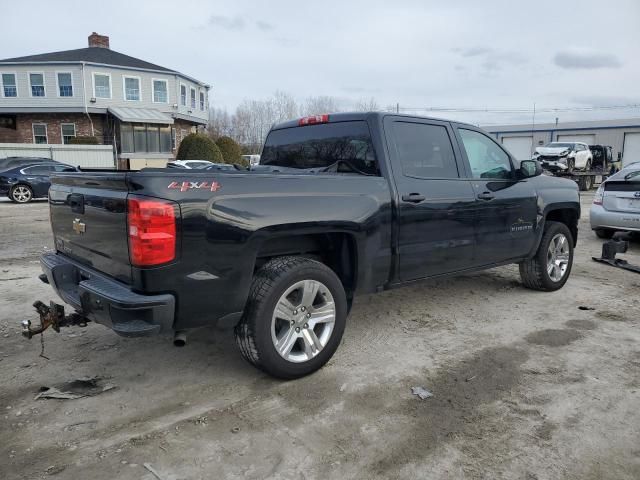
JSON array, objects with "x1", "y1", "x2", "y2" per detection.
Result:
[{"x1": 0, "y1": 193, "x2": 639, "y2": 480}]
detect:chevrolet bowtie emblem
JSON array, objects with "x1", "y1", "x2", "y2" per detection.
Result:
[{"x1": 72, "y1": 218, "x2": 86, "y2": 235}]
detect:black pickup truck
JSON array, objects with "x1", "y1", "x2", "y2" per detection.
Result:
[{"x1": 32, "y1": 112, "x2": 580, "y2": 379}]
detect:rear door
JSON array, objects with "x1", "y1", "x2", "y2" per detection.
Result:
[
  {"x1": 454, "y1": 127, "x2": 538, "y2": 265},
  {"x1": 21, "y1": 164, "x2": 54, "y2": 197},
  {"x1": 48, "y1": 173, "x2": 132, "y2": 283},
  {"x1": 384, "y1": 116, "x2": 476, "y2": 281}
]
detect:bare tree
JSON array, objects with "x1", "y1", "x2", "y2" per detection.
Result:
[
  {"x1": 354, "y1": 97, "x2": 380, "y2": 112},
  {"x1": 301, "y1": 96, "x2": 341, "y2": 116}
]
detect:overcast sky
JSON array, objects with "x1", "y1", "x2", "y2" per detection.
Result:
[{"x1": 2, "y1": 0, "x2": 639, "y2": 125}]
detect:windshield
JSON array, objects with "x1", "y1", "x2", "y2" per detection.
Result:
[
  {"x1": 261, "y1": 121, "x2": 378, "y2": 175},
  {"x1": 545, "y1": 143, "x2": 574, "y2": 149}
]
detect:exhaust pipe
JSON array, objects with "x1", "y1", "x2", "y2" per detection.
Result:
[{"x1": 173, "y1": 330, "x2": 187, "y2": 347}]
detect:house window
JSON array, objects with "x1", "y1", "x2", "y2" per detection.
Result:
[
  {"x1": 199, "y1": 91, "x2": 205, "y2": 110},
  {"x1": 160, "y1": 127, "x2": 171, "y2": 152},
  {"x1": 180, "y1": 84, "x2": 187, "y2": 106},
  {"x1": 120, "y1": 123, "x2": 172, "y2": 153},
  {"x1": 57, "y1": 72, "x2": 73, "y2": 97},
  {"x1": 121, "y1": 124, "x2": 134, "y2": 153},
  {"x1": 32, "y1": 124, "x2": 48, "y2": 144},
  {"x1": 134, "y1": 125, "x2": 147, "y2": 152},
  {"x1": 61, "y1": 123, "x2": 76, "y2": 144},
  {"x1": 190, "y1": 88, "x2": 196, "y2": 109},
  {"x1": 93, "y1": 73, "x2": 111, "y2": 98},
  {"x1": 2, "y1": 73, "x2": 17, "y2": 97},
  {"x1": 153, "y1": 79, "x2": 168, "y2": 103},
  {"x1": 124, "y1": 76, "x2": 140, "y2": 101},
  {"x1": 147, "y1": 126, "x2": 160, "y2": 152},
  {"x1": 30, "y1": 73, "x2": 45, "y2": 97}
]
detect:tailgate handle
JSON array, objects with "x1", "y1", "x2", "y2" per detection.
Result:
[{"x1": 69, "y1": 194, "x2": 85, "y2": 214}]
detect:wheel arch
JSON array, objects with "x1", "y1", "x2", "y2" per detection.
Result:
[{"x1": 253, "y1": 230, "x2": 359, "y2": 300}]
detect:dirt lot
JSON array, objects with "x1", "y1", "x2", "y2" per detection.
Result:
[{"x1": 0, "y1": 193, "x2": 639, "y2": 480}]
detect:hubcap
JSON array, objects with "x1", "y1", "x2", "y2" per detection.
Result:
[
  {"x1": 271, "y1": 279, "x2": 336, "y2": 363},
  {"x1": 13, "y1": 186, "x2": 31, "y2": 203},
  {"x1": 547, "y1": 233, "x2": 570, "y2": 282}
]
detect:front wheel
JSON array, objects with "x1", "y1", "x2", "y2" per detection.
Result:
[
  {"x1": 519, "y1": 221, "x2": 574, "y2": 291},
  {"x1": 235, "y1": 256, "x2": 347, "y2": 379}
]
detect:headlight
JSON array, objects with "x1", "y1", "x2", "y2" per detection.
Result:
[{"x1": 558, "y1": 157, "x2": 567, "y2": 164}]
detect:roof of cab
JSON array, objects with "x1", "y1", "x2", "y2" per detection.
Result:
[{"x1": 270, "y1": 111, "x2": 478, "y2": 131}]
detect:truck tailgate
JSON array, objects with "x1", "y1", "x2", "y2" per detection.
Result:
[{"x1": 48, "y1": 173, "x2": 132, "y2": 284}]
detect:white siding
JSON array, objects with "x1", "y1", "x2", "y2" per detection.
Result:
[
  {"x1": 0, "y1": 64, "x2": 208, "y2": 123},
  {"x1": 0, "y1": 65, "x2": 85, "y2": 108},
  {"x1": 83, "y1": 65, "x2": 208, "y2": 122},
  {"x1": 0, "y1": 143, "x2": 115, "y2": 168}
]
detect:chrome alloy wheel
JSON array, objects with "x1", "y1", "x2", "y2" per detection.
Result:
[
  {"x1": 12, "y1": 185, "x2": 32, "y2": 203},
  {"x1": 271, "y1": 279, "x2": 336, "y2": 363},
  {"x1": 547, "y1": 233, "x2": 570, "y2": 282}
]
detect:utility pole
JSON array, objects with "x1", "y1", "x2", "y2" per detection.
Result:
[{"x1": 396, "y1": 102, "x2": 399, "y2": 114}]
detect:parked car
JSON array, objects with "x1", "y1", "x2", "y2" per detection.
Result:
[
  {"x1": 590, "y1": 162, "x2": 640, "y2": 238},
  {"x1": 534, "y1": 142, "x2": 593, "y2": 172},
  {"x1": 0, "y1": 156, "x2": 57, "y2": 172},
  {"x1": 34, "y1": 112, "x2": 580, "y2": 379},
  {"x1": 242, "y1": 154, "x2": 261, "y2": 167},
  {"x1": 168, "y1": 160, "x2": 213, "y2": 169},
  {"x1": 0, "y1": 163, "x2": 77, "y2": 203}
]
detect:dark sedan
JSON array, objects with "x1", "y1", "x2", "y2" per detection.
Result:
[{"x1": 0, "y1": 163, "x2": 77, "y2": 203}]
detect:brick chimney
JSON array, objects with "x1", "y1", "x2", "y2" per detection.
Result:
[{"x1": 88, "y1": 32, "x2": 110, "y2": 49}]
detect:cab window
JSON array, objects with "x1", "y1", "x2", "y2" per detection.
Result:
[
  {"x1": 391, "y1": 122, "x2": 459, "y2": 179},
  {"x1": 458, "y1": 129, "x2": 513, "y2": 179}
]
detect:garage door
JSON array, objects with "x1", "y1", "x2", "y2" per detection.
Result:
[
  {"x1": 501, "y1": 136, "x2": 533, "y2": 160},
  {"x1": 557, "y1": 134, "x2": 596, "y2": 144},
  {"x1": 622, "y1": 132, "x2": 640, "y2": 167}
]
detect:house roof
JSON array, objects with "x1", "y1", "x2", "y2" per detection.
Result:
[
  {"x1": 0, "y1": 47, "x2": 176, "y2": 73},
  {"x1": 108, "y1": 106, "x2": 174, "y2": 125}
]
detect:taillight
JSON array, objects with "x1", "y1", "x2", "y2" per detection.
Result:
[
  {"x1": 298, "y1": 114, "x2": 329, "y2": 126},
  {"x1": 593, "y1": 185, "x2": 604, "y2": 205},
  {"x1": 127, "y1": 197, "x2": 176, "y2": 267}
]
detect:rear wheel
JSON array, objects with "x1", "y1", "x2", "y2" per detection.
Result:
[
  {"x1": 595, "y1": 228, "x2": 615, "y2": 239},
  {"x1": 235, "y1": 256, "x2": 347, "y2": 379},
  {"x1": 519, "y1": 221, "x2": 574, "y2": 291},
  {"x1": 10, "y1": 184, "x2": 33, "y2": 203},
  {"x1": 578, "y1": 175, "x2": 594, "y2": 191}
]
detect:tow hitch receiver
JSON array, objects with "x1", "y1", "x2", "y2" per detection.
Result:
[{"x1": 21, "y1": 301, "x2": 89, "y2": 339}]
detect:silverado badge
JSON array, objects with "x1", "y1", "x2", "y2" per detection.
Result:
[{"x1": 72, "y1": 218, "x2": 86, "y2": 235}]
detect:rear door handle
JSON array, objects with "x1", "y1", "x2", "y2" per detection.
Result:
[
  {"x1": 477, "y1": 192, "x2": 495, "y2": 201},
  {"x1": 401, "y1": 193, "x2": 426, "y2": 203}
]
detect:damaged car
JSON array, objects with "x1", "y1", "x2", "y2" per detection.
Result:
[{"x1": 534, "y1": 142, "x2": 593, "y2": 173}]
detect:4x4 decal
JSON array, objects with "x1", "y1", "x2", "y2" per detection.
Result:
[{"x1": 168, "y1": 181, "x2": 221, "y2": 192}]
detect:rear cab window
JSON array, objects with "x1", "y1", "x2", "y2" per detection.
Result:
[
  {"x1": 390, "y1": 121, "x2": 459, "y2": 179},
  {"x1": 261, "y1": 121, "x2": 379, "y2": 175}
]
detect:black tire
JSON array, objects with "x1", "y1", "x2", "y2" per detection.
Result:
[
  {"x1": 519, "y1": 221, "x2": 574, "y2": 291},
  {"x1": 234, "y1": 256, "x2": 347, "y2": 379},
  {"x1": 567, "y1": 158, "x2": 575, "y2": 173},
  {"x1": 578, "y1": 175, "x2": 594, "y2": 191},
  {"x1": 595, "y1": 228, "x2": 615, "y2": 239},
  {"x1": 10, "y1": 184, "x2": 33, "y2": 203}
]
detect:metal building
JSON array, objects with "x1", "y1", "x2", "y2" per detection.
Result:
[{"x1": 484, "y1": 117, "x2": 640, "y2": 166}]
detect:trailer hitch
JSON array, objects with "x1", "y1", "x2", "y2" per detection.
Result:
[
  {"x1": 21, "y1": 301, "x2": 89, "y2": 339},
  {"x1": 592, "y1": 238, "x2": 640, "y2": 274}
]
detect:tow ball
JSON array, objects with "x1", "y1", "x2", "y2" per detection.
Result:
[{"x1": 21, "y1": 301, "x2": 89, "y2": 339}]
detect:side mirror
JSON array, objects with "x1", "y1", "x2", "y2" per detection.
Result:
[{"x1": 520, "y1": 159, "x2": 543, "y2": 178}]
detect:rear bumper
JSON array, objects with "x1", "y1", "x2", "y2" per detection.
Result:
[
  {"x1": 590, "y1": 204, "x2": 640, "y2": 232},
  {"x1": 40, "y1": 252, "x2": 175, "y2": 337}
]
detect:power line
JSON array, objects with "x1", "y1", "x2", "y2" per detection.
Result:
[{"x1": 384, "y1": 104, "x2": 640, "y2": 114}]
